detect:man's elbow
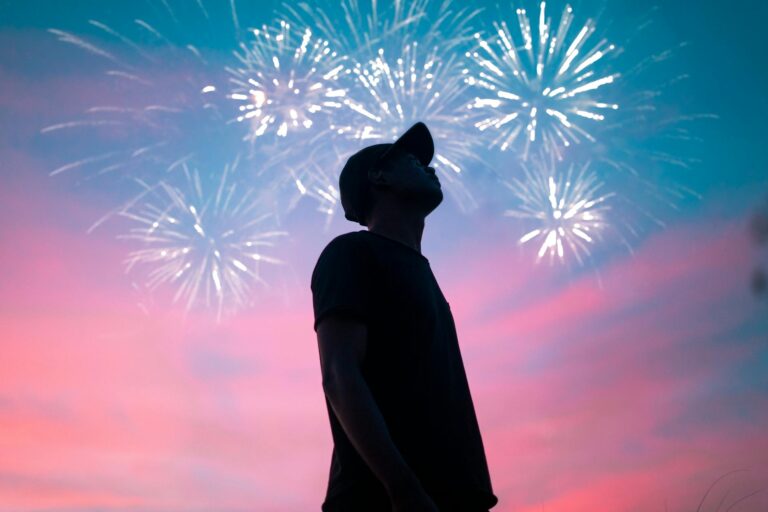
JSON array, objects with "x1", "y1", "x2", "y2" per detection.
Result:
[{"x1": 322, "y1": 363, "x2": 362, "y2": 397}]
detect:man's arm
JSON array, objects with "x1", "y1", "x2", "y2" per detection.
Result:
[{"x1": 316, "y1": 315, "x2": 436, "y2": 508}]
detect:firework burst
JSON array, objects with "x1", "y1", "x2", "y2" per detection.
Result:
[
  {"x1": 463, "y1": 1, "x2": 620, "y2": 161},
  {"x1": 118, "y1": 160, "x2": 288, "y2": 322},
  {"x1": 504, "y1": 155, "x2": 612, "y2": 264},
  {"x1": 226, "y1": 20, "x2": 350, "y2": 147}
]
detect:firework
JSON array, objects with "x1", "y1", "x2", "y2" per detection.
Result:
[
  {"x1": 226, "y1": 20, "x2": 350, "y2": 147},
  {"x1": 118, "y1": 160, "x2": 287, "y2": 322},
  {"x1": 504, "y1": 155, "x2": 612, "y2": 264},
  {"x1": 463, "y1": 1, "x2": 619, "y2": 161},
  {"x1": 41, "y1": 2, "x2": 290, "y2": 321},
  {"x1": 43, "y1": 7, "x2": 237, "y2": 186},
  {"x1": 337, "y1": 42, "x2": 481, "y2": 211}
]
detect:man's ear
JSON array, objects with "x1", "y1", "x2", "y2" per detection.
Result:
[{"x1": 367, "y1": 166, "x2": 388, "y2": 187}]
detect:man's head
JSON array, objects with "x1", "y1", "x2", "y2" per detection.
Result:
[{"x1": 339, "y1": 122, "x2": 443, "y2": 226}]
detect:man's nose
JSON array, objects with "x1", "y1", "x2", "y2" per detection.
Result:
[{"x1": 425, "y1": 166, "x2": 436, "y2": 175}]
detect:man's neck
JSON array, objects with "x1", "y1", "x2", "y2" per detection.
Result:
[{"x1": 366, "y1": 210, "x2": 425, "y2": 253}]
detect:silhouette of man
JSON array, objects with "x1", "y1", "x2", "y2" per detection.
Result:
[{"x1": 311, "y1": 122, "x2": 498, "y2": 512}]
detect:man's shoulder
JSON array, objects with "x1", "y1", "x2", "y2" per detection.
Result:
[
  {"x1": 311, "y1": 231, "x2": 374, "y2": 283},
  {"x1": 319, "y1": 231, "x2": 371, "y2": 258},
  {"x1": 327, "y1": 230, "x2": 368, "y2": 247}
]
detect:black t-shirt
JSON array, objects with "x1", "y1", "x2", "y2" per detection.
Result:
[{"x1": 311, "y1": 230, "x2": 498, "y2": 511}]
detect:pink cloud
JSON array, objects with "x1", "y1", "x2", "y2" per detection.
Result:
[
  {"x1": 446, "y1": 217, "x2": 768, "y2": 510},
  {"x1": 1, "y1": 155, "x2": 767, "y2": 511}
]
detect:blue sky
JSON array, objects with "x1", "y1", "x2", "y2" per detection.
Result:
[{"x1": 1, "y1": 1, "x2": 767, "y2": 510}]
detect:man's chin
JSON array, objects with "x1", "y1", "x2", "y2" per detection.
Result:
[{"x1": 423, "y1": 188, "x2": 444, "y2": 214}]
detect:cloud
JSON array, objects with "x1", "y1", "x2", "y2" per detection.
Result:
[
  {"x1": 442, "y1": 216, "x2": 768, "y2": 510},
  {"x1": 1, "y1": 147, "x2": 767, "y2": 510}
]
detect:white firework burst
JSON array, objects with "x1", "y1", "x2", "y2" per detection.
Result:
[
  {"x1": 504, "y1": 155, "x2": 612, "y2": 264},
  {"x1": 119, "y1": 160, "x2": 288, "y2": 322},
  {"x1": 338, "y1": 42, "x2": 480, "y2": 211},
  {"x1": 226, "y1": 20, "x2": 350, "y2": 145},
  {"x1": 463, "y1": 1, "x2": 620, "y2": 161}
]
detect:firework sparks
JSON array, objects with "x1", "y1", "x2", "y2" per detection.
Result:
[
  {"x1": 246, "y1": 141, "x2": 348, "y2": 229},
  {"x1": 578, "y1": 39, "x2": 718, "y2": 227},
  {"x1": 291, "y1": 143, "x2": 349, "y2": 221},
  {"x1": 43, "y1": 12, "x2": 234, "y2": 183},
  {"x1": 504, "y1": 155, "x2": 612, "y2": 264},
  {"x1": 296, "y1": 158, "x2": 343, "y2": 227},
  {"x1": 338, "y1": 42, "x2": 480, "y2": 211},
  {"x1": 463, "y1": 1, "x2": 619, "y2": 161},
  {"x1": 119, "y1": 160, "x2": 287, "y2": 322},
  {"x1": 283, "y1": 0, "x2": 477, "y2": 59},
  {"x1": 283, "y1": 0, "x2": 420, "y2": 57},
  {"x1": 226, "y1": 20, "x2": 350, "y2": 145}
]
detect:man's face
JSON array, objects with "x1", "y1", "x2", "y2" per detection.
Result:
[{"x1": 377, "y1": 148, "x2": 443, "y2": 214}]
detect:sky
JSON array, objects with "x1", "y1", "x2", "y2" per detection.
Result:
[{"x1": 1, "y1": 0, "x2": 768, "y2": 511}]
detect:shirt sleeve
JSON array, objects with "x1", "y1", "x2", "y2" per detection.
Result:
[{"x1": 311, "y1": 234, "x2": 374, "y2": 332}]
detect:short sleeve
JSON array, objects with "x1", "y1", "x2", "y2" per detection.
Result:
[{"x1": 311, "y1": 234, "x2": 374, "y2": 332}]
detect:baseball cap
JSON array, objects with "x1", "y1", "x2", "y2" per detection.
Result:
[{"x1": 339, "y1": 122, "x2": 434, "y2": 226}]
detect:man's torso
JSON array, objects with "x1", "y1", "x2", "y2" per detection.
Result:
[{"x1": 311, "y1": 231, "x2": 497, "y2": 510}]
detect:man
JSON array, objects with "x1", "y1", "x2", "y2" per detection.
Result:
[{"x1": 311, "y1": 122, "x2": 498, "y2": 511}]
